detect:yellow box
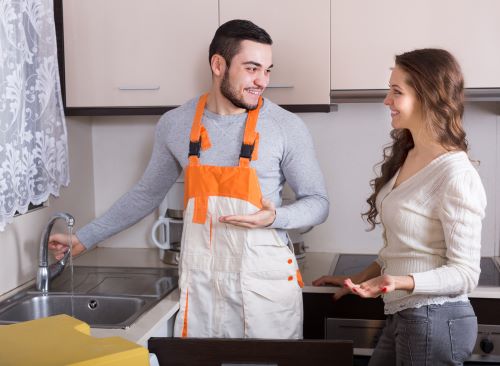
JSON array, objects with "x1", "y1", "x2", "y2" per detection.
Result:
[{"x1": 0, "y1": 314, "x2": 149, "y2": 366}]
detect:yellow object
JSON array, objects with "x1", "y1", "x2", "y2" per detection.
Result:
[{"x1": 0, "y1": 314, "x2": 149, "y2": 366}]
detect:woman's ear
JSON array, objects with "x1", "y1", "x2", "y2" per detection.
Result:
[{"x1": 210, "y1": 54, "x2": 226, "y2": 77}]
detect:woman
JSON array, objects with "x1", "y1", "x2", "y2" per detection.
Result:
[{"x1": 313, "y1": 48, "x2": 486, "y2": 365}]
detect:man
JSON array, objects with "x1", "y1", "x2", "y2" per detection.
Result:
[{"x1": 50, "y1": 19, "x2": 329, "y2": 339}]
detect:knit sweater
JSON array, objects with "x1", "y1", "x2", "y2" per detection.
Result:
[{"x1": 375, "y1": 151, "x2": 487, "y2": 314}]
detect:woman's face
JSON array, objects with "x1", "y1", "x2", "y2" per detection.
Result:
[{"x1": 384, "y1": 66, "x2": 422, "y2": 130}]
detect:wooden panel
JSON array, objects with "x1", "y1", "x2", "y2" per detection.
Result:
[
  {"x1": 331, "y1": 0, "x2": 500, "y2": 90},
  {"x1": 303, "y1": 293, "x2": 385, "y2": 339},
  {"x1": 148, "y1": 337, "x2": 353, "y2": 366},
  {"x1": 220, "y1": 0, "x2": 331, "y2": 105},
  {"x1": 63, "y1": 0, "x2": 218, "y2": 107},
  {"x1": 470, "y1": 298, "x2": 500, "y2": 325}
]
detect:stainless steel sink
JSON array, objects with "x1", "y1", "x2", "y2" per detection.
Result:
[
  {"x1": 0, "y1": 293, "x2": 150, "y2": 328},
  {"x1": 0, "y1": 266, "x2": 178, "y2": 329}
]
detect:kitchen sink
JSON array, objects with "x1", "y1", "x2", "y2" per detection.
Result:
[
  {"x1": 0, "y1": 266, "x2": 178, "y2": 329},
  {"x1": 0, "y1": 293, "x2": 150, "y2": 328}
]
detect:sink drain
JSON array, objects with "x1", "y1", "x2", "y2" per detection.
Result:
[{"x1": 88, "y1": 299, "x2": 99, "y2": 310}]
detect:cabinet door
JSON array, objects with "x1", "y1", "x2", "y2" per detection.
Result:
[
  {"x1": 63, "y1": 0, "x2": 218, "y2": 107},
  {"x1": 220, "y1": 0, "x2": 330, "y2": 105},
  {"x1": 331, "y1": 0, "x2": 500, "y2": 90}
]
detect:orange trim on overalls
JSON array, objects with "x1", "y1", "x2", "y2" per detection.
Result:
[
  {"x1": 185, "y1": 94, "x2": 263, "y2": 224},
  {"x1": 296, "y1": 269, "x2": 304, "y2": 288},
  {"x1": 181, "y1": 291, "x2": 189, "y2": 337}
]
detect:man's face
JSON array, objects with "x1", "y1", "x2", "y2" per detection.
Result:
[{"x1": 220, "y1": 40, "x2": 273, "y2": 110}]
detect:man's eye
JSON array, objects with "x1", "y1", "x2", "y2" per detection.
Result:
[{"x1": 247, "y1": 67, "x2": 256, "y2": 72}]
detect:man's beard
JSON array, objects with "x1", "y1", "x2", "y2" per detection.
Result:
[{"x1": 220, "y1": 69, "x2": 259, "y2": 110}]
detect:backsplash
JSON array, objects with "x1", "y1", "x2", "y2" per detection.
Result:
[
  {"x1": 1, "y1": 102, "x2": 499, "y2": 297},
  {"x1": 89, "y1": 102, "x2": 500, "y2": 256}
]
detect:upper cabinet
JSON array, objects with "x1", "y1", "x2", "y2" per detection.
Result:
[
  {"x1": 62, "y1": 0, "x2": 218, "y2": 108},
  {"x1": 60, "y1": 0, "x2": 499, "y2": 112},
  {"x1": 331, "y1": 0, "x2": 500, "y2": 91},
  {"x1": 220, "y1": 0, "x2": 331, "y2": 106},
  {"x1": 61, "y1": 0, "x2": 330, "y2": 113}
]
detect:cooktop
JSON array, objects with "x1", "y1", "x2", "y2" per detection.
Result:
[{"x1": 331, "y1": 254, "x2": 500, "y2": 287}]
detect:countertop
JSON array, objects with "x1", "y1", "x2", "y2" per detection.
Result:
[
  {"x1": 72, "y1": 249, "x2": 500, "y2": 364},
  {"x1": 73, "y1": 249, "x2": 337, "y2": 344},
  {"x1": 71, "y1": 248, "x2": 180, "y2": 346},
  {"x1": 2, "y1": 248, "x2": 499, "y2": 347},
  {"x1": 300, "y1": 252, "x2": 500, "y2": 299},
  {"x1": 73, "y1": 248, "x2": 339, "y2": 344}
]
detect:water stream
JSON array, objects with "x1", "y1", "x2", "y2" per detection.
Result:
[{"x1": 67, "y1": 225, "x2": 74, "y2": 317}]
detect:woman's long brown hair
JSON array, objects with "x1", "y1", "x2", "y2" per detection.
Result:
[{"x1": 363, "y1": 48, "x2": 468, "y2": 230}]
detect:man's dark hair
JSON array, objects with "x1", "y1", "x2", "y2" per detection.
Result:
[{"x1": 209, "y1": 19, "x2": 272, "y2": 67}]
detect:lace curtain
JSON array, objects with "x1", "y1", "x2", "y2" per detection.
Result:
[{"x1": 0, "y1": 0, "x2": 69, "y2": 231}]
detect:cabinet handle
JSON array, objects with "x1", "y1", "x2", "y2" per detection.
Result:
[
  {"x1": 266, "y1": 84, "x2": 294, "y2": 89},
  {"x1": 118, "y1": 86, "x2": 161, "y2": 91}
]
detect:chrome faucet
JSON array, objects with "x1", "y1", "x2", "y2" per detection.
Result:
[{"x1": 36, "y1": 212, "x2": 75, "y2": 293}]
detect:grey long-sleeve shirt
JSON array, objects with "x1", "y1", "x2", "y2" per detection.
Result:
[{"x1": 76, "y1": 97, "x2": 329, "y2": 248}]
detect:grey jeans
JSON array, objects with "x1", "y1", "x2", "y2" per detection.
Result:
[{"x1": 369, "y1": 301, "x2": 477, "y2": 366}]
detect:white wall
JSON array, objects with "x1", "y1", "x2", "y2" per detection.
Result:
[
  {"x1": 0, "y1": 117, "x2": 95, "y2": 296},
  {"x1": 89, "y1": 103, "x2": 500, "y2": 257}
]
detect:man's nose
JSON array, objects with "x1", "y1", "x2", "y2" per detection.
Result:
[{"x1": 254, "y1": 72, "x2": 269, "y2": 88}]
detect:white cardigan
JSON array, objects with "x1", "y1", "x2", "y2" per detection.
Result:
[{"x1": 375, "y1": 151, "x2": 487, "y2": 314}]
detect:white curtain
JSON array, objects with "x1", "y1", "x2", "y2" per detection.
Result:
[{"x1": 0, "y1": 0, "x2": 69, "y2": 231}]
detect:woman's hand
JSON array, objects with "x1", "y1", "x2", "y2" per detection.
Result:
[
  {"x1": 344, "y1": 274, "x2": 414, "y2": 298},
  {"x1": 48, "y1": 233, "x2": 86, "y2": 260},
  {"x1": 312, "y1": 261, "x2": 384, "y2": 301},
  {"x1": 312, "y1": 275, "x2": 351, "y2": 301}
]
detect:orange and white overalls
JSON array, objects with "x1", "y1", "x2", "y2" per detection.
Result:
[{"x1": 173, "y1": 94, "x2": 304, "y2": 339}]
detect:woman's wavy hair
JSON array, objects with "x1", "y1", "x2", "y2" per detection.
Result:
[{"x1": 363, "y1": 48, "x2": 468, "y2": 230}]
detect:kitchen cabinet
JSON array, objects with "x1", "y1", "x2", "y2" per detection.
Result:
[
  {"x1": 303, "y1": 293, "x2": 385, "y2": 340},
  {"x1": 148, "y1": 337, "x2": 353, "y2": 366},
  {"x1": 62, "y1": 0, "x2": 217, "y2": 109},
  {"x1": 219, "y1": 0, "x2": 331, "y2": 106},
  {"x1": 331, "y1": 0, "x2": 500, "y2": 100}
]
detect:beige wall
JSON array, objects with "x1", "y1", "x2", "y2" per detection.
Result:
[
  {"x1": 2, "y1": 102, "x2": 499, "y2": 296},
  {"x1": 89, "y1": 103, "x2": 500, "y2": 256},
  {"x1": 0, "y1": 117, "x2": 95, "y2": 295},
  {"x1": 302, "y1": 102, "x2": 500, "y2": 256},
  {"x1": 90, "y1": 115, "x2": 159, "y2": 249}
]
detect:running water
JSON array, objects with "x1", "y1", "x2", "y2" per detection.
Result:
[{"x1": 67, "y1": 225, "x2": 75, "y2": 317}]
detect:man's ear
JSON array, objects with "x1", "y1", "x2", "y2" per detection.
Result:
[{"x1": 210, "y1": 54, "x2": 226, "y2": 77}]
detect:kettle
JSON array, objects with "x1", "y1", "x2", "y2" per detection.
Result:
[
  {"x1": 151, "y1": 214, "x2": 182, "y2": 265},
  {"x1": 152, "y1": 178, "x2": 184, "y2": 265}
]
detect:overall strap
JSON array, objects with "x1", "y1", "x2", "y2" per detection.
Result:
[
  {"x1": 239, "y1": 97, "x2": 262, "y2": 168},
  {"x1": 188, "y1": 93, "x2": 209, "y2": 166}
]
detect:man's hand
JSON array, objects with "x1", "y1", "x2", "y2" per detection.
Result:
[
  {"x1": 312, "y1": 275, "x2": 351, "y2": 301},
  {"x1": 48, "y1": 233, "x2": 86, "y2": 260},
  {"x1": 219, "y1": 198, "x2": 276, "y2": 228}
]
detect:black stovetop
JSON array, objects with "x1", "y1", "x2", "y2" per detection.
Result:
[{"x1": 332, "y1": 254, "x2": 500, "y2": 287}]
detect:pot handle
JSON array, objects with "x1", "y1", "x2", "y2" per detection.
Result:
[{"x1": 151, "y1": 217, "x2": 171, "y2": 250}]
